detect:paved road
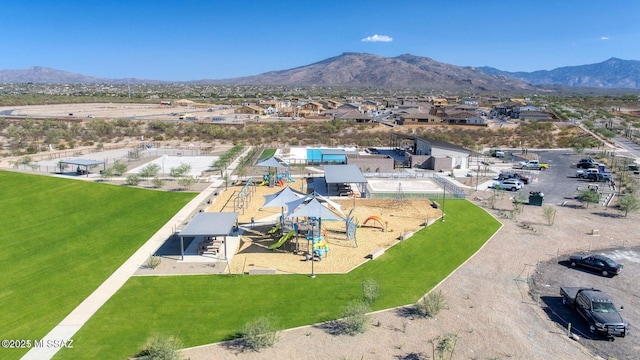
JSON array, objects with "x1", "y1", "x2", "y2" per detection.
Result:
[{"x1": 613, "y1": 136, "x2": 640, "y2": 159}]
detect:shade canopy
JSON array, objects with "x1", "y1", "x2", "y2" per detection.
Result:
[
  {"x1": 179, "y1": 212, "x2": 238, "y2": 237},
  {"x1": 262, "y1": 186, "x2": 306, "y2": 209},
  {"x1": 285, "y1": 192, "x2": 344, "y2": 219},
  {"x1": 255, "y1": 156, "x2": 289, "y2": 168},
  {"x1": 286, "y1": 198, "x2": 343, "y2": 220}
]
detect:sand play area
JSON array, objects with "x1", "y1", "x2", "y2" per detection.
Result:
[{"x1": 208, "y1": 178, "x2": 443, "y2": 275}]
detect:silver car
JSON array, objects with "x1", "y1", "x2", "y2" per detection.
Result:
[{"x1": 497, "y1": 178, "x2": 523, "y2": 191}]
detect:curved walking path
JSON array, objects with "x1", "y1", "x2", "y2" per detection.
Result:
[{"x1": 22, "y1": 148, "x2": 253, "y2": 360}]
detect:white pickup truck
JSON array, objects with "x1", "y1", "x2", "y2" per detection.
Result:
[{"x1": 576, "y1": 168, "x2": 599, "y2": 178}]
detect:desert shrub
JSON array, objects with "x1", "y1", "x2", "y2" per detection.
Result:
[
  {"x1": 433, "y1": 333, "x2": 458, "y2": 360},
  {"x1": 111, "y1": 160, "x2": 128, "y2": 175},
  {"x1": 361, "y1": 278, "x2": 380, "y2": 304},
  {"x1": 341, "y1": 300, "x2": 370, "y2": 335},
  {"x1": 177, "y1": 176, "x2": 196, "y2": 190},
  {"x1": 151, "y1": 177, "x2": 165, "y2": 188},
  {"x1": 240, "y1": 316, "x2": 278, "y2": 351},
  {"x1": 138, "y1": 336, "x2": 183, "y2": 360},
  {"x1": 145, "y1": 255, "x2": 162, "y2": 269},
  {"x1": 542, "y1": 206, "x2": 556, "y2": 226},
  {"x1": 126, "y1": 174, "x2": 140, "y2": 186},
  {"x1": 414, "y1": 290, "x2": 446, "y2": 318}
]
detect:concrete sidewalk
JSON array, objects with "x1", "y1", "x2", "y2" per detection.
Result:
[{"x1": 22, "y1": 147, "x2": 254, "y2": 360}]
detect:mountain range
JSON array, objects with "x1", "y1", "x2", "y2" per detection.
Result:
[
  {"x1": 477, "y1": 57, "x2": 640, "y2": 89},
  {"x1": 1, "y1": 53, "x2": 639, "y2": 91}
]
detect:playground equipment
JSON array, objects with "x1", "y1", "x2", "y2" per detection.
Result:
[
  {"x1": 267, "y1": 222, "x2": 281, "y2": 235},
  {"x1": 260, "y1": 171, "x2": 295, "y2": 187},
  {"x1": 233, "y1": 177, "x2": 256, "y2": 214},
  {"x1": 269, "y1": 230, "x2": 295, "y2": 250},
  {"x1": 363, "y1": 216, "x2": 385, "y2": 229},
  {"x1": 312, "y1": 239, "x2": 329, "y2": 259}
]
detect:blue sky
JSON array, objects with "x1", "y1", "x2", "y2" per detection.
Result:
[{"x1": 2, "y1": 0, "x2": 638, "y2": 81}]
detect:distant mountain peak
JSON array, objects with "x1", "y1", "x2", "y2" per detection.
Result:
[{"x1": 477, "y1": 57, "x2": 640, "y2": 89}]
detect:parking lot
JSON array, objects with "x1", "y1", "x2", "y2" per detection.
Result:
[
  {"x1": 530, "y1": 247, "x2": 640, "y2": 360},
  {"x1": 494, "y1": 150, "x2": 624, "y2": 206}
]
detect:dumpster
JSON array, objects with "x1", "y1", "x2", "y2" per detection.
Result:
[{"x1": 528, "y1": 191, "x2": 544, "y2": 206}]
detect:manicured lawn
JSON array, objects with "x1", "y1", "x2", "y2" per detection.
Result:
[
  {"x1": 258, "y1": 148, "x2": 276, "y2": 160},
  {"x1": 58, "y1": 199, "x2": 500, "y2": 359},
  {"x1": 0, "y1": 171, "x2": 195, "y2": 360}
]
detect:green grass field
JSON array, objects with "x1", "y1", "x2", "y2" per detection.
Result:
[
  {"x1": 57, "y1": 199, "x2": 501, "y2": 359},
  {"x1": 0, "y1": 171, "x2": 196, "y2": 360}
]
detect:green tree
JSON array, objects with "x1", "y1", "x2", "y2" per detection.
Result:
[
  {"x1": 577, "y1": 189, "x2": 600, "y2": 208},
  {"x1": 169, "y1": 163, "x2": 191, "y2": 179},
  {"x1": 111, "y1": 160, "x2": 128, "y2": 176},
  {"x1": 139, "y1": 163, "x2": 161, "y2": 185},
  {"x1": 100, "y1": 167, "x2": 115, "y2": 181},
  {"x1": 618, "y1": 195, "x2": 640, "y2": 217},
  {"x1": 362, "y1": 278, "x2": 380, "y2": 304}
]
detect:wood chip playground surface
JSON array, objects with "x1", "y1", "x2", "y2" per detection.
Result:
[{"x1": 144, "y1": 179, "x2": 443, "y2": 275}]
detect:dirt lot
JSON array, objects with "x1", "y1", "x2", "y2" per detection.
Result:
[
  {"x1": 181, "y1": 190, "x2": 640, "y2": 360},
  {"x1": 530, "y1": 247, "x2": 640, "y2": 360}
]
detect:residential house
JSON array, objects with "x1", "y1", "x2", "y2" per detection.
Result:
[
  {"x1": 234, "y1": 105, "x2": 265, "y2": 115},
  {"x1": 444, "y1": 110, "x2": 485, "y2": 125},
  {"x1": 334, "y1": 109, "x2": 373, "y2": 122},
  {"x1": 399, "y1": 111, "x2": 442, "y2": 125}
]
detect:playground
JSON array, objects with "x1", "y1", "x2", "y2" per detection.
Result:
[{"x1": 208, "y1": 178, "x2": 443, "y2": 274}]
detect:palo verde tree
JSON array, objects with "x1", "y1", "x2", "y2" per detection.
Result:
[
  {"x1": 577, "y1": 188, "x2": 600, "y2": 209},
  {"x1": 139, "y1": 163, "x2": 161, "y2": 185},
  {"x1": 618, "y1": 195, "x2": 640, "y2": 217}
]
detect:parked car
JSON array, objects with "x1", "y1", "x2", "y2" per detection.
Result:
[
  {"x1": 494, "y1": 178, "x2": 523, "y2": 191},
  {"x1": 587, "y1": 172, "x2": 612, "y2": 182},
  {"x1": 489, "y1": 149, "x2": 505, "y2": 158},
  {"x1": 518, "y1": 160, "x2": 549, "y2": 170},
  {"x1": 560, "y1": 287, "x2": 627, "y2": 337},
  {"x1": 569, "y1": 254, "x2": 623, "y2": 276},
  {"x1": 498, "y1": 171, "x2": 531, "y2": 184},
  {"x1": 576, "y1": 168, "x2": 599, "y2": 179}
]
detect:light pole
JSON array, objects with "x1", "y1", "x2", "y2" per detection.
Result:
[
  {"x1": 310, "y1": 218, "x2": 316, "y2": 278},
  {"x1": 441, "y1": 180, "x2": 446, "y2": 222},
  {"x1": 162, "y1": 154, "x2": 168, "y2": 174}
]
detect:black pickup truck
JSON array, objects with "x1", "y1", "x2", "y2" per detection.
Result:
[
  {"x1": 560, "y1": 287, "x2": 628, "y2": 337},
  {"x1": 577, "y1": 158, "x2": 599, "y2": 169}
]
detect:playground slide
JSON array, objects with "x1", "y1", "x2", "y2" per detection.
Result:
[
  {"x1": 277, "y1": 179, "x2": 285, "y2": 186},
  {"x1": 269, "y1": 230, "x2": 295, "y2": 250},
  {"x1": 267, "y1": 222, "x2": 281, "y2": 235}
]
